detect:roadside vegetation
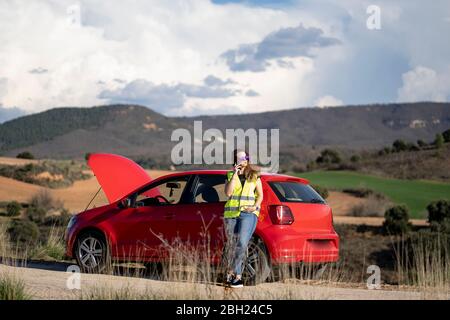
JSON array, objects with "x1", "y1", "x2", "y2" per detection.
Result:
[
  {"x1": 0, "y1": 273, "x2": 30, "y2": 300},
  {"x1": 1, "y1": 199, "x2": 449, "y2": 300},
  {"x1": 0, "y1": 190, "x2": 70, "y2": 261},
  {"x1": 290, "y1": 128, "x2": 450, "y2": 182},
  {"x1": 0, "y1": 159, "x2": 90, "y2": 188}
]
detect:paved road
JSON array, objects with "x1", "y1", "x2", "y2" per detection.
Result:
[{"x1": 0, "y1": 262, "x2": 429, "y2": 300}]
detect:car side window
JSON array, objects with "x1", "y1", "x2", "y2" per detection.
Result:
[
  {"x1": 136, "y1": 176, "x2": 190, "y2": 206},
  {"x1": 194, "y1": 174, "x2": 228, "y2": 203}
]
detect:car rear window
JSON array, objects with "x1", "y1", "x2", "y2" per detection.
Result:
[{"x1": 268, "y1": 181, "x2": 325, "y2": 203}]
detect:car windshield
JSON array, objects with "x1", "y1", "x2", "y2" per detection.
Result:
[{"x1": 268, "y1": 181, "x2": 325, "y2": 203}]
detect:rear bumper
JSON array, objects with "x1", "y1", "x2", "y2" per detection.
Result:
[{"x1": 260, "y1": 227, "x2": 339, "y2": 265}]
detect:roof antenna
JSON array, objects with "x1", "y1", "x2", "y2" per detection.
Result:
[{"x1": 83, "y1": 186, "x2": 102, "y2": 213}]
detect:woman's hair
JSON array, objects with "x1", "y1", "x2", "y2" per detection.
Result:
[{"x1": 233, "y1": 149, "x2": 260, "y2": 181}]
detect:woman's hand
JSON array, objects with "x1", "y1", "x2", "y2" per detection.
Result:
[
  {"x1": 234, "y1": 164, "x2": 242, "y2": 174},
  {"x1": 243, "y1": 205, "x2": 257, "y2": 213}
]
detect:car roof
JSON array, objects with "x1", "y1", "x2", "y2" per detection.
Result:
[{"x1": 153, "y1": 169, "x2": 310, "y2": 184}]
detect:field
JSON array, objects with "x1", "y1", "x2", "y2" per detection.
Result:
[
  {"x1": 0, "y1": 157, "x2": 174, "y2": 213},
  {"x1": 298, "y1": 170, "x2": 450, "y2": 219}
]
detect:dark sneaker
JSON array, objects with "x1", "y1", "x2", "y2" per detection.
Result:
[
  {"x1": 230, "y1": 278, "x2": 244, "y2": 288},
  {"x1": 225, "y1": 273, "x2": 234, "y2": 286}
]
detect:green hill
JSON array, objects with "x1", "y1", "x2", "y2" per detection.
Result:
[
  {"x1": 0, "y1": 102, "x2": 449, "y2": 168},
  {"x1": 299, "y1": 171, "x2": 450, "y2": 218}
]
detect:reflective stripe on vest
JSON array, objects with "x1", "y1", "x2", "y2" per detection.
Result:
[{"x1": 224, "y1": 170, "x2": 260, "y2": 218}]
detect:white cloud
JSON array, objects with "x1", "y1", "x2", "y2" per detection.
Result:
[
  {"x1": 314, "y1": 95, "x2": 344, "y2": 108},
  {"x1": 0, "y1": 78, "x2": 7, "y2": 100},
  {"x1": 0, "y1": 0, "x2": 449, "y2": 116},
  {"x1": 0, "y1": 0, "x2": 301, "y2": 114},
  {"x1": 397, "y1": 66, "x2": 450, "y2": 102}
]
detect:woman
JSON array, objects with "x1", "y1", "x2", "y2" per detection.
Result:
[{"x1": 223, "y1": 149, "x2": 263, "y2": 288}]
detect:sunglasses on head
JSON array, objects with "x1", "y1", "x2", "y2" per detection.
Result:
[{"x1": 237, "y1": 155, "x2": 250, "y2": 162}]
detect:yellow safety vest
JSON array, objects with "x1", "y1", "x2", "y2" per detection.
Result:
[{"x1": 224, "y1": 170, "x2": 260, "y2": 218}]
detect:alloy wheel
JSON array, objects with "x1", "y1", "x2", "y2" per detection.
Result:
[{"x1": 78, "y1": 236, "x2": 103, "y2": 269}]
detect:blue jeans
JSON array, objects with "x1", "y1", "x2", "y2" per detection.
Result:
[{"x1": 224, "y1": 212, "x2": 258, "y2": 276}]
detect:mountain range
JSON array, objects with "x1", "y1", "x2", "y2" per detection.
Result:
[{"x1": 0, "y1": 102, "x2": 449, "y2": 167}]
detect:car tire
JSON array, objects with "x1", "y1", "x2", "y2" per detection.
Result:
[
  {"x1": 242, "y1": 238, "x2": 271, "y2": 286},
  {"x1": 75, "y1": 231, "x2": 111, "y2": 274}
]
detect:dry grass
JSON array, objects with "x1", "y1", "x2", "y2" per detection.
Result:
[
  {"x1": 349, "y1": 195, "x2": 392, "y2": 217},
  {"x1": 30, "y1": 226, "x2": 66, "y2": 260},
  {"x1": 0, "y1": 272, "x2": 30, "y2": 300},
  {"x1": 394, "y1": 233, "x2": 450, "y2": 299},
  {"x1": 0, "y1": 221, "x2": 11, "y2": 258}
]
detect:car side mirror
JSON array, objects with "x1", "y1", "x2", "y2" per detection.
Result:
[{"x1": 118, "y1": 198, "x2": 131, "y2": 209}]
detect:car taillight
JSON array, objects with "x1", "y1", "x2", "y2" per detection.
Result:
[{"x1": 268, "y1": 205, "x2": 294, "y2": 225}]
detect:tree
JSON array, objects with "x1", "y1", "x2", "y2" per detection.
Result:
[
  {"x1": 382, "y1": 205, "x2": 412, "y2": 235},
  {"x1": 392, "y1": 139, "x2": 407, "y2": 152},
  {"x1": 16, "y1": 151, "x2": 35, "y2": 159},
  {"x1": 427, "y1": 200, "x2": 450, "y2": 233},
  {"x1": 434, "y1": 133, "x2": 444, "y2": 149},
  {"x1": 443, "y1": 129, "x2": 450, "y2": 143}
]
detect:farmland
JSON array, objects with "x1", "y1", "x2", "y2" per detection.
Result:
[{"x1": 298, "y1": 171, "x2": 450, "y2": 219}]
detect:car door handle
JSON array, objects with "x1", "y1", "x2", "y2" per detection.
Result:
[{"x1": 164, "y1": 213, "x2": 176, "y2": 220}]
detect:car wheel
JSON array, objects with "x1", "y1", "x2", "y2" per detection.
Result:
[
  {"x1": 242, "y1": 238, "x2": 271, "y2": 285},
  {"x1": 75, "y1": 231, "x2": 110, "y2": 273}
]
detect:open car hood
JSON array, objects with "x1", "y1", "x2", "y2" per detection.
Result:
[{"x1": 87, "y1": 153, "x2": 152, "y2": 203}]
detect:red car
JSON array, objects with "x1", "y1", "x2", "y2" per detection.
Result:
[{"x1": 66, "y1": 153, "x2": 339, "y2": 283}]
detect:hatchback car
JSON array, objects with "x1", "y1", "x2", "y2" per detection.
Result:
[{"x1": 66, "y1": 153, "x2": 339, "y2": 283}]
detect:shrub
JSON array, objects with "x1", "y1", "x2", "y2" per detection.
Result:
[
  {"x1": 316, "y1": 149, "x2": 341, "y2": 164},
  {"x1": 7, "y1": 220, "x2": 40, "y2": 243},
  {"x1": 417, "y1": 139, "x2": 427, "y2": 148},
  {"x1": 443, "y1": 129, "x2": 450, "y2": 143},
  {"x1": 31, "y1": 227, "x2": 66, "y2": 260},
  {"x1": 311, "y1": 184, "x2": 329, "y2": 199},
  {"x1": 25, "y1": 206, "x2": 47, "y2": 223},
  {"x1": 378, "y1": 146, "x2": 392, "y2": 156},
  {"x1": 343, "y1": 188, "x2": 386, "y2": 200},
  {"x1": 406, "y1": 142, "x2": 420, "y2": 151},
  {"x1": 29, "y1": 190, "x2": 57, "y2": 212},
  {"x1": 427, "y1": 200, "x2": 450, "y2": 233},
  {"x1": 349, "y1": 195, "x2": 390, "y2": 217},
  {"x1": 350, "y1": 155, "x2": 361, "y2": 163},
  {"x1": 0, "y1": 274, "x2": 30, "y2": 300},
  {"x1": 43, "y1": 210, "x2": 71, "y2": 227},
  {"x1": 382, "y1": 205, "x2": 412, "y2": 235},
  {"x1": 392, "y1": 139, "x2": 408, "y2": 152},
  {"x1": 16, "y1": 151, "x2": 34, "y2": 160},
  {"x1": 5, "y1": 201, "x2": 21, "y2": 217},
  {"x1": 434, "y1": 133, "x2": 444, "y2": 149},
  {"x1": 0, "y1": 222, "x2": 11, "y2": 257}
]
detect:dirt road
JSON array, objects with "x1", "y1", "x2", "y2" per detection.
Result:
[{"x1": 0, "y1": 262, "x2": 428, "y2": 300}]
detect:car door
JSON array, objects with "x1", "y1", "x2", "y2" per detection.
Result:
[
  {"x1": 175, "y1": 174, "x2": 228, "y2": 264},
  {"x1": 113, "y1": 174, "x2": 194, "y2": 261}
]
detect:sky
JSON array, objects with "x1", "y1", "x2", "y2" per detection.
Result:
[{"x1": 0, "y1": 0, "x2": 450, "y2": 122}]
